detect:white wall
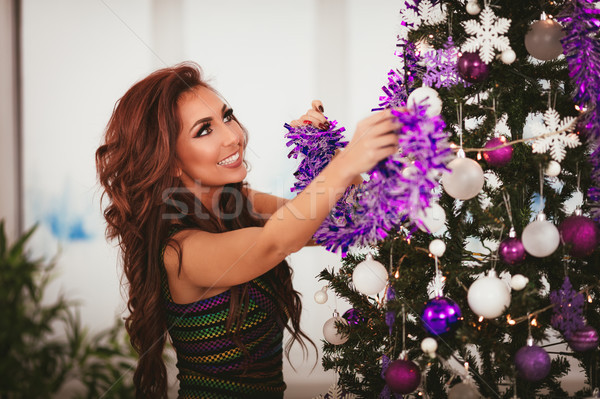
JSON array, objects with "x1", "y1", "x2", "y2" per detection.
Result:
[{"x1": 20, "y1": 1, "x2": 401, "y2": 397}]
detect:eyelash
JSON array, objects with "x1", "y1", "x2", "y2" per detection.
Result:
[{"x1": 194, "y1": 109, "x2": 235, "y2": 138}]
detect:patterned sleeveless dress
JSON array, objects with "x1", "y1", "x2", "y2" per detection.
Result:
[{"x1": 161, "y1": 233, "x2": 286, "y2": 398}]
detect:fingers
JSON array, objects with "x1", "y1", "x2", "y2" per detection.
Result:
[
  {"x1": 312, "y1": 100, "x2": 324, "y2": 113},
  {"x1": 291, "y1": 101, "x2": 329, "y2": 130}
]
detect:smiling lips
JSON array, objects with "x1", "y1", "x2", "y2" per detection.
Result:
[{"x1": 217, "y1": 151, "x2": 240, "y2": 166}]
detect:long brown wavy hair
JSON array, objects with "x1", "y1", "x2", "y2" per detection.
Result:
[{"x1": 96, "y1": 62, "x2": 315, "y2": 398}]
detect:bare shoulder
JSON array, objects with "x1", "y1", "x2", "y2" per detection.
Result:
[{"x1": 163, "y1": 226, "x2": 287, "y2": 291}]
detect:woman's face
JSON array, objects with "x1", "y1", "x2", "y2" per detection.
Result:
[{"x1": 175, "y1": 86, "x2": 247, "y2": 195}]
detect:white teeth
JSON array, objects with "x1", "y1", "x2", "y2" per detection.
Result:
[{"x1": 217, "y1": 152, "x2": 240, "y2": 166}]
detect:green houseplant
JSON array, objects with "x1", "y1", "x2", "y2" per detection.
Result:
[{"x1": 0, "y1": 221, "x2": 137, "y2": 398}]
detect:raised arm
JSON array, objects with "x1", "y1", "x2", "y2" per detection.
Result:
[{"x1": 164, "y1": 109, "x2": 400, "y2": 291}]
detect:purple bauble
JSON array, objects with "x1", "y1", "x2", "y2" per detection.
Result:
[
  {"x1": 342, "y1": 308, "x2": 365, "y2": 326},
  {"x1": 499, "y1": 237, "x2": 527, "y2": 265},
  {"x1": 421, "y1": 296, "x2": 462, "y2": 336},
  {"x1": 514, "y1": 344, "x2": 551, "y2": 382},
  {"x1": 568, "y1": 326, "x2": 599, "y2": 352},
  {"x1": 457, "y1": 52, "x2": 490, "y2": 83},
  {"x1": 483, "y1": 137, "x2": 513, "y2": 167},
  {"x1": 559, "y1": 215, "x2": 600, "y2": 258},
  {"x1": 384, "y1": 359, "x2": 421, "y2": 394}
]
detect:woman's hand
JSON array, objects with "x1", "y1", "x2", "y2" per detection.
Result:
[
  {"x1": 289, "y1": 100, "x2": 330, "y2": 130},
  {"x1": 334, "y1": 109, "x2": 400, "y2": 178}
]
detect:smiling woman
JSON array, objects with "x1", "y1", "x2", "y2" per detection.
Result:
[{"x1": 95, "y1": 61, "x2": 400, "y2": 398}]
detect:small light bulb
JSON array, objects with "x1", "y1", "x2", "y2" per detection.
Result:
[
  {"x1": 477, "y1": 152, "x2": 482, "y2": 160},
  {"x1": 588, "y1": 295, "x2": 593, "y2": 303},
  {"x1": 478, "y1": 316, "x2": 484, "y2": 322},
  {"x1": 394, "y1": 270, "x2": 400, "y2": 279},
  {"x1": 531, "y1": 318, "x2": 538, "y2": 327}
]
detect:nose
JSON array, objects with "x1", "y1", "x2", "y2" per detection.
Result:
[{"x1": 222, "y1": 124, "x2": 241, "y2": 147}]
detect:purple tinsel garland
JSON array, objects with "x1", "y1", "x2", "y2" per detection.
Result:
[
  {"x1": 284, "y1": 120, "x2": 348, "y2": 193},
  {"x1": 310, "y1": 104, "x2": 450, "y2": 254},
  {"x1": 373, "y1": 42, "x2": 422, "y2": 111},
  {"x1": 550, "y1": 276, "x2": 585, "y2": 340},
  {"x1": 556, "y1": 0, "x2": 600, "y2": 220}
]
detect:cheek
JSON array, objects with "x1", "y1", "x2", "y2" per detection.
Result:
[{"x1": 177, "y1": 140, "x2": 217, "y2": 171}]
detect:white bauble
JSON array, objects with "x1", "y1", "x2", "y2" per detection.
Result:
[
  {"x1": 402, "y1": 164, "x2": 418, "y2": 179},
  {"x1": 500, "y1": 49, "x2": 516, "y2": 64},
  {"x1": 522, "y1": 213, "x2": 560, "y2": 257},
  {"x1": 421, "y1": 337, "x2": 438, "y2": 354},
  {"x1": 466, "y1": 1, "x2": 481, "y2": 15},
  {"x1": 467, "y1": 270, "x2": 511, "y2": 319},
  {"x1": 407, "y1": 86, "x2": 443, "y2": 117},
  {"x1": 323, "y1": 316, "x2": 349, "y2": 345},
  {"x1": 314, "y1": 289, "x2": 328, "y2": 304},
  {"x1": 352, "y1": 254, "x2": 388, "y2": 295},
  {"x1": 417, "y1": 203, "x2": 447, "y2": 234},
  {"x1": 442, "y1": 157, "x2": 485, "y2": 200},
  {"x1": 545, "y1": 160, "x2": 561, "y2": 177},
  {"x1": 511, "y1": 274, "x2": 529, "y2": 291},
  {"x1": 429, "y1": 239, "x2": 446, "y2": 257}
]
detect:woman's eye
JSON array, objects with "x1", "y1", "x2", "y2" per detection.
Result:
[
  {"x1": 194, "y1": 123, "x2": 212, "y2": 138},
  {"x1": 224, "y1": 110, "x2": 234, "y2": 123}
]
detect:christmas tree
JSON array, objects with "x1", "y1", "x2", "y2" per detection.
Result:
[{"x1": 285, "y1": 1, "x2": 600, "y2": 398}]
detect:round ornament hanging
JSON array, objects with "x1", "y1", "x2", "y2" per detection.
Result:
[
  {"x1": 417, "y1": 203, "x2": 447, "y2": 234},
  {"x1": 421, "y1": 296, "x2": 462, "y2": 335},
  {"x1": 522, "y1": 212, "x2": 560, "y2": 257},
  {"x1": 429, "y1": 239, "x2": 446, "y2": 257},
  {"x1": 421, "y1": 337, "x2": 438, "y2": 355},
  {"x1": 499, "y1": 228, "x2": 527, "y2": 265},
  {"x1": 559, "y1": 211, "x2": 599, "y2": 258},
  {"x1": 342, "y1": 308, "x2": 365, "y2": 326},
  {"x1": 500, "y1": 48, "x2": 517, "y2": 64},
  {"x1": 352, "y1": 253, "x2": 388, "y2": 295},
  {"x1": 545, "y1": 160, "x2": 561, "y2": 177},
  {"x1": 407, "y1": 86, "x2": 443, "y2": 117},
  {"x1": 483, "y1": 136, "x2": 512, "y2": 167},
  {"x1": 510, "y1": 274, "x2": 529, "y2": 291},
  {"x1": 467, "y1": 270, "x2": 511, "y2": 319},
  {"x1": 384, "y1": 359, "x2": 421, "y2": 395},
  {"x1": 323, "y1": 312, "x2": 349, "y2": 345},
  {"x1": 457, "y1": 51, "x2": 490, "y2": 83},
  {"x1": 568, "y1": 325, "x2": 599, "y2": 352},
  {"x1": 442, "y1": 152, "x2": 485, "y2": 200},
  {"x1": 524, "y1": 13, "x2": 565, "y2": 61},
  {"x1": 466, "y1": 0, "x2": 481, "y2": 16},
  {"x1": 514, "y1": 340, "x2": 552, "y2": 382},
  {"x1": 448, "y1": 382, "x2": 481, "y2": 399},
  {"x1": 314, "y1": 287, "x2": 328, "y2": 304}
]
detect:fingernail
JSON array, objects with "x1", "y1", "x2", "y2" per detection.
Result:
[
  {"x1": 303, "y1": 120, "x2": 312, "y2": 125},
  {"x1": 318, "y1": 105, "x2": 324, "y2": 113},
  {"x1": 319, "y1": 122, "x2": 330, "y2": 131}
]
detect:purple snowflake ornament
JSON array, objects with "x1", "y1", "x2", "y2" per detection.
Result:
[
  {"x1": 550, "y1": 276, "x2": 585, "y2": 340},
  {"x1": 422, "y1": 37, "x2": 469, "y2": 89}
]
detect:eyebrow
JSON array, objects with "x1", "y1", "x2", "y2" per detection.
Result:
[{"x1": 189, "y1": 104, "x2": 229, "y2": 134}]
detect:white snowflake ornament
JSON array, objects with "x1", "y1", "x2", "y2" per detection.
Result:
[
  {"x1": 462, "y1": 7, "x2": 513, "y2": 64},
  {"x1": 398, "y1": 0, "x2": 447, "y2": 39},
  {"x1": 531, "y1": 108, "x2": 580, "y2": 162},
  {"x1": 313, "y1": 384, "x2": 357, "y2": 399}
]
